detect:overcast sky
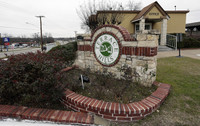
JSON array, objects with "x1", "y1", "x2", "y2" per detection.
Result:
[{"x1": 0, "y1": 0, "x2": 199, "y2": 38}]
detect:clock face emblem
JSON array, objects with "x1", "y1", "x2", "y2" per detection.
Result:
[{"x1": 94, "y1": 34, "x2": 120, "y2": 66}]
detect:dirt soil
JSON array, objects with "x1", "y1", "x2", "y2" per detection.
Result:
[{"x1": 62, "y1": 69, "x2": 157, "y2": 104}]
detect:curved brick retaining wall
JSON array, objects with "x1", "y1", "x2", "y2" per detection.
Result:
[
  {"x1": 0, "y1": 105, "x2": 94, "y2": 124},
  {"x1": 0, "y1": 81, "x2": 170, "y2": 124},
  {"x1": 62, "y1": 81, "x2": 171, "y2": 122}
]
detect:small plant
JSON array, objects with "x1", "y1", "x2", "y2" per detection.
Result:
[
  {"x1": 62, "y1": 69, "x2": 157, "y2": 104},
  {"x1": 118, "y1": 64, "x2": 138, "y2": 80}
]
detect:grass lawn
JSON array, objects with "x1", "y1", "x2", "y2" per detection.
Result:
[{"x1": 113, "y1": 57, "x2": 200, "y2": 126}]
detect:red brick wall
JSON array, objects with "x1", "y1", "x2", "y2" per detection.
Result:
[
  {"x1": 62, "y1": 82, "x2": 171, "y2": 122},
  {"x1": 0, "y1": 105, "x2": 94, "y2": 124},
  {"x1": 78, "y1": 45, "x2": 157, "y2": 57},
  {"x1": 91, "y1": 25, "x2": 136, "y2": 41}
]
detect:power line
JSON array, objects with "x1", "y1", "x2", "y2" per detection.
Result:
[
  {"x1": 25, "y1": 22, "x2": 39, "y2": 28},
  {"x1": 0, "y1": 1, "x2": 70, "y2": 37},
  {"x1": 0, "y1": 25, "x2": 38, "y2": 31},
  {"x1": 0, "y1": 0, "x2": 34, "y2": 16},
  {"x1": 0, "y1": 1, "x2": 68, "y2": 30}
]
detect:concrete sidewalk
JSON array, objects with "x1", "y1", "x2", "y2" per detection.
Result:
[{"x1": 157, "y1": 49, "x2": 200, "y2": 59}]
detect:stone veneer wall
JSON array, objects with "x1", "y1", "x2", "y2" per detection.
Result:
[{"x1": 75, "y1": 25, "x2": 159, "y2": 87}]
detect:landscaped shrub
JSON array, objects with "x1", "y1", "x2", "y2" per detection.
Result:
[
  {"x1": 48, "y1": 42, "x2": 77, "y2": 65},
  {"x1": 178, "y1": 37, "x2": 200, "y2": 48},
  {"x1": 0, "y1": 52, "x2": 66, "y2": 109}
]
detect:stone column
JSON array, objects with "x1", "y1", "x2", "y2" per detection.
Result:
[
  {"x1": 139, "y1": 19, "x2": 145, "y2": 31},
  {"x1": 160, "y1": 19, "x2": 167, "y2": 45}
]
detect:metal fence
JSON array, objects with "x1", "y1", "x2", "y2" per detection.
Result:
[{"x1": 166, "y1": 34, "x2": 177, "y2": 50}]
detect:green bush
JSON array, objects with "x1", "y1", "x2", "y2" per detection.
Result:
[
  {"x1": 178, "y1": 37, "x2": 200, "y2": 48},
  {"x1": 0, "y1": 42, "x2": 78, "y2": 109},
  {"x1": 0, "y1": 52, "x2": 66, "y2": 109},
  {"x1": 48, "y1": 42, "x2": 77, "y2": 65}
]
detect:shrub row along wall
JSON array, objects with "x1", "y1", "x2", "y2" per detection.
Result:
[
  {"x1": 62, "y1": 82, "x2": 171, "y2": 122},
  {"x1": 75, "y1": 25, "x2": 159, "y2": 87}
]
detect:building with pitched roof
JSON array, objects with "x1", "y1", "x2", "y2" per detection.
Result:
[{"x1": 95, "y1": 1, "x2": 189, "y2": 46}]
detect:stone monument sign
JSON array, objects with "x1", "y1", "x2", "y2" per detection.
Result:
[{"x1": 75, "y1": 25, "x2": 159, "y2": 87}]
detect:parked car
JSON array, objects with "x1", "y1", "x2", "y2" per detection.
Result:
[
  {"x1": 22, "y1": 44, "x2": 28, "y2": 47},
  {"x1": 19, "y1": 46, "x2": 23, "y2": 48},
  {"x1": 11, "y1": 43, "x2": 20, "y2": 48}
]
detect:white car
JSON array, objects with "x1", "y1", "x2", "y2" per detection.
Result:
[
  {"x1": 11, "y1": 43, "x2": 20, "y2": 48},
  {"x1": 22, "y1": 44, "x2": 28, "y2": 47}
]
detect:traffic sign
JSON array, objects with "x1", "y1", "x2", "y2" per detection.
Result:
[{"x1": 3, "y1": 37, "x2": 10, "y2": 42}]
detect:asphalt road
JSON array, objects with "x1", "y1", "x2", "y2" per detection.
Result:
[
  {"x1": 0, "y1": 47, "x2": 41, "y2": 58},
  {"x1": 1, "y1": 47, "x2": 199, "y2": 60}
]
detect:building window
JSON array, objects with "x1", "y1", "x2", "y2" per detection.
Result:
[
  {"x1": 145, "y1": 25, "x2": 151, "y2": 30},
  {"x1": 136, "y1": 25, "x2": 139, "y2": 31},
  {"x1": 135, "y1": 23, "x2": 152, "y2": 32}
]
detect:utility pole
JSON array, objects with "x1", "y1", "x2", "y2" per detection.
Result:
[
  {"x1": 36, "y1": 16, "x2": 45, "y2": 51},
  {"x1": 0, "y1": 33, "x2": 2, "y2": 52},
  {"x1": 74, "y1": 31, "x2": 77, "y2": 41}
]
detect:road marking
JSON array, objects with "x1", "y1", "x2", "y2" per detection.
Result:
[{"x1": 196, "y1": 54, "x2": 200, "y2": 57}]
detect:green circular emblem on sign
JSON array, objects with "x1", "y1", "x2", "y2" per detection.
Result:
[
  {"x1": 94, "y1": 34, "x2": 120, "y2": 66},
  {"x1": 100, "y1": 42, "x2": 113, "y2": 57}
]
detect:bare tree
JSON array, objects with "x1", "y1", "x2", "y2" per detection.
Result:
[
  {"x1": 126, "y1": 0, "x2": 141, "y2": 10},
  {"x1": 2, "y1": 33, "x2": 13, "y2": 38},
  {"x1": 32, "y1": 33, "x2": 40, "y2": 44},
  {"x1": 43, "y1": 33, "x2": 54, "y2": 43},
  {"x1": 77, "y1": 0, "x2": 97, "y2": 31},
  {"x1": 77, "y1": 0, "x2": 141, "y2": 32},
  {"x1": 32, "y1": 32, "x2": 54, "y2": 44}
]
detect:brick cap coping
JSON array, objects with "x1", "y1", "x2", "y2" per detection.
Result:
[
  {"x1": 78, "y1": 45, "x2": 158, "y2": 57},
  {"x1": 0, "y1": 105, "x2": 94, "y2": 125},
  {"x1": 91, "y1": 25, "x2": 137, "y2": 41},
  {"x1": 63, "y1": 81, "x2": 171, "y2": 122}
]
